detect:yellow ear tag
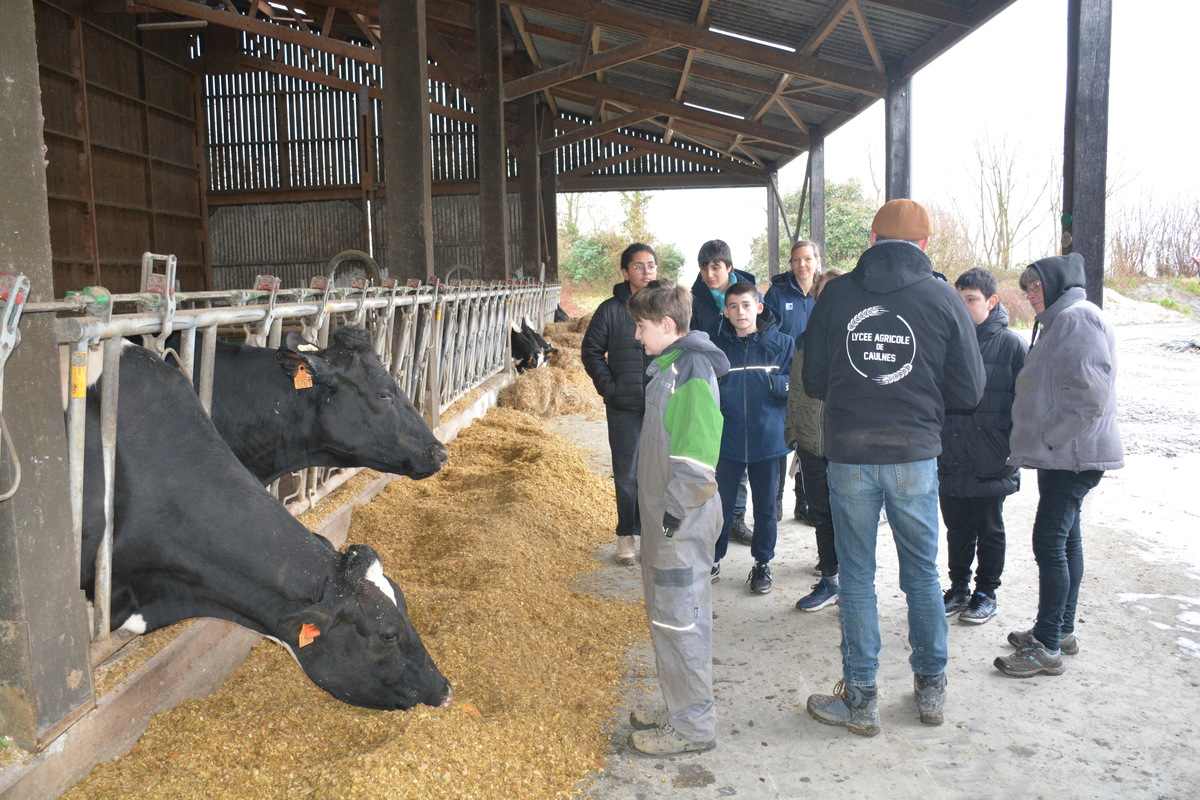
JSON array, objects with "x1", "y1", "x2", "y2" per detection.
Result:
[
  {"x1": 298, "y1": 622, "x2": 321, "y2": 648},
  {"x1": 294, "y1": 363, "x2": 313, "y2": 390}
]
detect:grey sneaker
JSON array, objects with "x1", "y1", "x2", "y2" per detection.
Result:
[
  {"x1": 1008, "y1": 628, "x2": 1079, "y2": 656},
  {"x1": 807, "y1": 681, "x2": 880, "y2": 737},
  {"x1": 710, "y1": 562, "x2": 721, "y2": 583},
  {"x1": 629, "y1": 706, "x2": 669, "y2": 730},
  {"x1": 729, "y1": 517, "x2": 753, "y2": 545},
  {"x1": 628, "y1": 724, "x2": 716, "y2": 755},
  {"x1": 943, "y1": 584, "x2": 970, "y2": 616},
  {"x1": 958, "y1": 592, "x2": 997, "y2": 624},
  {"x1": 994, "y1": 643, "x2": 1066, "y2": 678},
  {"x1": 615, "y1": 535, "x2": 636, "y2": 566},
  {"x1": 913, "y1": 672, "x2": 946, "y2": 725}
]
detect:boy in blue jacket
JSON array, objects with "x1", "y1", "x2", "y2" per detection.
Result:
[{"x1": 712, "y1": 282, "x2": 793, "y2": 593}]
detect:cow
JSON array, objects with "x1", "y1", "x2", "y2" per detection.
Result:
[
  {"x1": 81, "y1": 343, "x2": 451, "y2": 710},
  {"x1": 170, "y1": 327, "x2": 448, "y2": 484},
  {"x1": 510, "y1": 319, "x2": 557, "y2": 374}
]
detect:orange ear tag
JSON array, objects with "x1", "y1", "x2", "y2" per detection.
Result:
[
  {"x1": 298, "y1": 622, "x2": 321, "y2": 648},
  {"x1": 294, "y1": 363, "x2": 313, "y2": 390}
]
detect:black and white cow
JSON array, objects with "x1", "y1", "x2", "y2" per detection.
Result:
[
  {"x1": 173, "y1": 327, "x2": 447, "y2": 484},
  {"x1": 81, "y1": 343, "x2": 451, "y2": 710},
  {"x1": 510, "y1": 319, "x2": 557, "y2": 374}
]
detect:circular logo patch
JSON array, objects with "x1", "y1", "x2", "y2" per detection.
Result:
[{"x1": 844, "y1": 306, "x2": 916, "y2": 385}]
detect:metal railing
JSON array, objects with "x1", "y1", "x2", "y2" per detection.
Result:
[{"x1": 13, "y1": 252, "x2": 560, "y2": 650}]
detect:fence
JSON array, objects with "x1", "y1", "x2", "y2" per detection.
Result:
[{"x1": 10, "y1": 251, "x2": 558, "y2": 659}]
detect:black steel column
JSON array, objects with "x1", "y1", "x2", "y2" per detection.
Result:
[
  {"x1": 1063, "y1": 0, "x2": 1112, "y2": 305},
  {"x1": 0, "y1": 0, "x2": 94, "y2": 750},
  {"x1": 885, "y1": 76, "x2": 912, "y2": 201},
  {"x1": 810, "y1": 133, "x2": 826, "y2": 254},
  {"x1": 476, "y1": 0, "x2": 510, "y2": 281},
  {"x1": 380, "y1": 0, "x2": 434, "y2": 281}
]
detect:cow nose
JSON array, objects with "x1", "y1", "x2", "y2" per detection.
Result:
[{"x1": 431, "y1": 443, "x2": 448, "y2": 467}]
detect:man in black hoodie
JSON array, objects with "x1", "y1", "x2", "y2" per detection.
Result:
[
  {"x1": 582, "y1": 243, "x2": 658, "y2": 566},
  {"x1": 802, "y1": 199, "x2": 985, "y2": 737}
]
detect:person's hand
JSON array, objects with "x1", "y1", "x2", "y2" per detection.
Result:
[{"x1": 663, "y1": 512, "x2": 681, "y2": 539}]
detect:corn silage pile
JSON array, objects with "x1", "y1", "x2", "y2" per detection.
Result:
[
  {"x1": 64, "y1": 406, "x2": 645, "y2": 800},
  {"x1": 499, "y1": 313, "x2": 603, "y2": 418}
]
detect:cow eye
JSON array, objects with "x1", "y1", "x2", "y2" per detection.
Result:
[
  {"x1": 377, "y1": 391, "x2": 394, "y2": 403},
  {"x1": 380, "y1": 631, "x2": 398, "y2": 644}
]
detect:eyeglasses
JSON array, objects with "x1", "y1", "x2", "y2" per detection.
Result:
[
  {"x1": 1023, "y1": 281, "x2": 1043, "y2": 296},
  {"x1": 627, "y1": 262, "x2": 657, "y2": 272}
]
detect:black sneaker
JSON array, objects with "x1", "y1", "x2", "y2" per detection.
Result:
[
  {"x1": 729, "y1": 517, "x2": 753, "y2": 545},
  {"x1": 958, "y1": 592, "x2": 997, "y2": 624},
  {"x1": 943, "y1": 584, "x2": 970, "y2": 617},
  {"x1": 710, "y1": 562, "x2": 721, "y2": 583},
  {"x1": 748, "y1": 562, "x2": 773, "y2": 594},
  {"x1": 794, "y1": 503, "x2": 813, "y2": 525}
]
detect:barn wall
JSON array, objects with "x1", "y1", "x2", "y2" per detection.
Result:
[
  {"x1": 35, "y1": 1, "x2": 208, "y2": 295},
  {"x1": 210, "y1": 194, "x2": 525, "y2": 289}
]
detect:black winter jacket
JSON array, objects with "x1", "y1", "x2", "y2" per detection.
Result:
[
  {"x1": 803, "y1": 241, "x2": 985, "y2": 465},
  {"x1": 937, "y1": 301, "x2": 1026, "y2": 497},
  {"x1": 690, "y1": 268, "x2": 758, "y2": 337},
  {"x1": 581, "y1": 281, "x2": 652, "y2": 412}
]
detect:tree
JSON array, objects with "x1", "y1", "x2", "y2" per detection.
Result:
[
  {"x1": 747, "y1": 179, "x2": 877, "y2": 274},
  {"x1": 556, "y1": 191, "x2": 687, "y2": 288},
  {"x1": 955, "y1": 136, "x2": 1051, "y2": 271}
]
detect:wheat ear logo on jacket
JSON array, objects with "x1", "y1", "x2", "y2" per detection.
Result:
[{"x1": 844, "y1": 306, "x2": 916, "y2": 385}]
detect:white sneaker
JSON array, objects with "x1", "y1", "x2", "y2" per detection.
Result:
[{"x1": 615, "y1": 535, "x2": 636, "y2": 565}]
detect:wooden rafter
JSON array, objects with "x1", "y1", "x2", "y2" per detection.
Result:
[
  {"x1": 504, "y1": 36, "x2": 673, "y2": 101},
  {"x1": 556, "y1": 119, "x2": 766, "y2": 179},
  {"x1": 551, "y1": 78, "x2": 809, "y2": 149},
  {"x1": 538, "y1": 108, "x2": 657, "y2": 153},
  {"x1": 850, "y1": 0, "x2": 885, "y2": 74},
  {"x1": 664, "y1": 0, "x2": 711, "y2": 145},
  {"x1": 505, "y1": 0, "x2": 888, "y2": 96}
]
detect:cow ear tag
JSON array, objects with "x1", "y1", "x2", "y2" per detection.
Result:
[
  {"x1": 298, "y1": 622, "x2": 321, "y2": 648},
  {"x1": 294, "y1": 363, "x2": 313, "y2": 390}
]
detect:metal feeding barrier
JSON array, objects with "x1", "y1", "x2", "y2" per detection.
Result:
[{"x1": 10, "y1": 251, "x2": 559, "y2": 651}]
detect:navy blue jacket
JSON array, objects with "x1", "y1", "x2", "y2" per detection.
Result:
[
  {"x1": 763, "y1": 272, "x2": 817, "y2": 348},
  {"x1": 938, "y1": 301, "x2": 1026, "y2": 497},
  {"x1": 690, "y1": 268, "x2": 758, "y2": 337},
  {"x1": 713, "y1": 307, "x2": 792, "y2": 464}
]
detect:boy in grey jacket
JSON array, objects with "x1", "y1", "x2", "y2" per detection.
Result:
[{"x1": 625, "y1": 279, "x2": 729, "y2": 756}]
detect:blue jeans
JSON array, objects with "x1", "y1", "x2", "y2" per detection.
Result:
[
  {"x1": 1031, "y1": 469, "x2": 1104, "y2": 651},
  {"x1": 715, "y1": 457, "x2": 778, "y2": 565},
  {"x1": 827, "y1": 459, "x2": 947, "y2": 686}
]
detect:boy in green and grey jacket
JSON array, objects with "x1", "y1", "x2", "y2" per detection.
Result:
[{"x1": 625, "y1": 279, "x2": 729, "y2": 757}]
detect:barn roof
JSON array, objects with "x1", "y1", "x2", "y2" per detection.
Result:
[{"x1": 129, "y1": 0, "x2": 1019, "y2": 191}]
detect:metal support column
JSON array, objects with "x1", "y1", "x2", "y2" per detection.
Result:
[
  {"x1": 1062, "y1": 0, "x2": 1112, "y2": 306},
  {"x1": 885, "y1": 76, "x2": 912, "y2": 201},
  {"x1": 476, "y1": 0, "x2": 511, "y2": 281},
  {"x1": 810, "y1": 133, "x2": 826, "y2": 254}
]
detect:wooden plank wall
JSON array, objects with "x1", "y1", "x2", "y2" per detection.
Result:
[{"x1": 36, "y1": 1, "x2": 208, "y2": 295}]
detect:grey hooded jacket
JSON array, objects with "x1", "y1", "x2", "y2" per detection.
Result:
[{"x1": 1007, "y1": 254, "x2": 1124, "y2": 472}]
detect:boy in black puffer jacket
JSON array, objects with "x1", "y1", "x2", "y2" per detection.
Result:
[{"x1": 938, "y1": 268, "x2": 1027, "y2": 624}]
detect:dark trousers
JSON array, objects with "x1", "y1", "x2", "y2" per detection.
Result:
[
  {"x1": 1031, "y1": 469, "x2": 1104, "y2": 651},
  {"x1": 797, "y1": 448, "x2": 836, "y2": 576},
  {"x1": 715, "y1": 457, "x2": 778, "y2": 565},
  {"x1": 605, "y1": 406, "x2": 643, "y2": 537},
  {"x1": 940, "y1": 494, "x2": 1007, "y2": 596},
  {"x1": 772, "y1": 454, "x2": 805, "y2": 515}
]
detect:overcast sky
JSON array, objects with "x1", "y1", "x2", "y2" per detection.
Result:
[{"x1": 576, "y1": 0, "x2": 1197, "y2": 281}]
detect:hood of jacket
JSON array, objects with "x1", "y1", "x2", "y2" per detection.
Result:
[
  {"x1": 851, "y1": 240, "x2": 934, "y2": 294},
  {"x1": 658, "y1": 330, "x2": 731, "y2": 379},
  {"x1": 610, "y1": 280, "x2": 633, "y2": 303},
  {"x1": 1028, "y1": 253, "x2": 1085, "y2": 309}
]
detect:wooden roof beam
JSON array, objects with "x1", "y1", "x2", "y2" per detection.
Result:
[
  {"x1": 505, "y1": 36, "x2": 673, "y2": 100},
  {"x1": 850, "y1": 0, "x2": 886, "y2": 74},
  {"x1": 862, "y1": 0, "x2": 972, "y2": 27},
  {"x1": 539, "y1": 108, "x2": 658, "y2": 153},
  {"x1": 505, "y1": 0, "x2": 887, "y2": 96},
  {"x1": 552, "y1": 79, "x2": 809, "y2": 149},
  {"x1": 562, "y1": 123, "x2": 767, "y2": 180}
]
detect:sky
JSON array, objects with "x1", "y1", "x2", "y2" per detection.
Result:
[{"x1": 572, "y1": 0, "x2": 1199, "y2": 283}]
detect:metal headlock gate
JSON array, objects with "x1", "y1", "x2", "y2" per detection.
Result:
[{"x1": 7, "y1": 250, "x2": 559, "y2": 655}]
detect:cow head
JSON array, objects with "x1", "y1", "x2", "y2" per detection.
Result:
[
  {"x1": 281, "y1": 545, "x2": 451, "y2": 710},
  {"x1": 275, "y1": 329, "x2": 448, "y2": 478}
]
